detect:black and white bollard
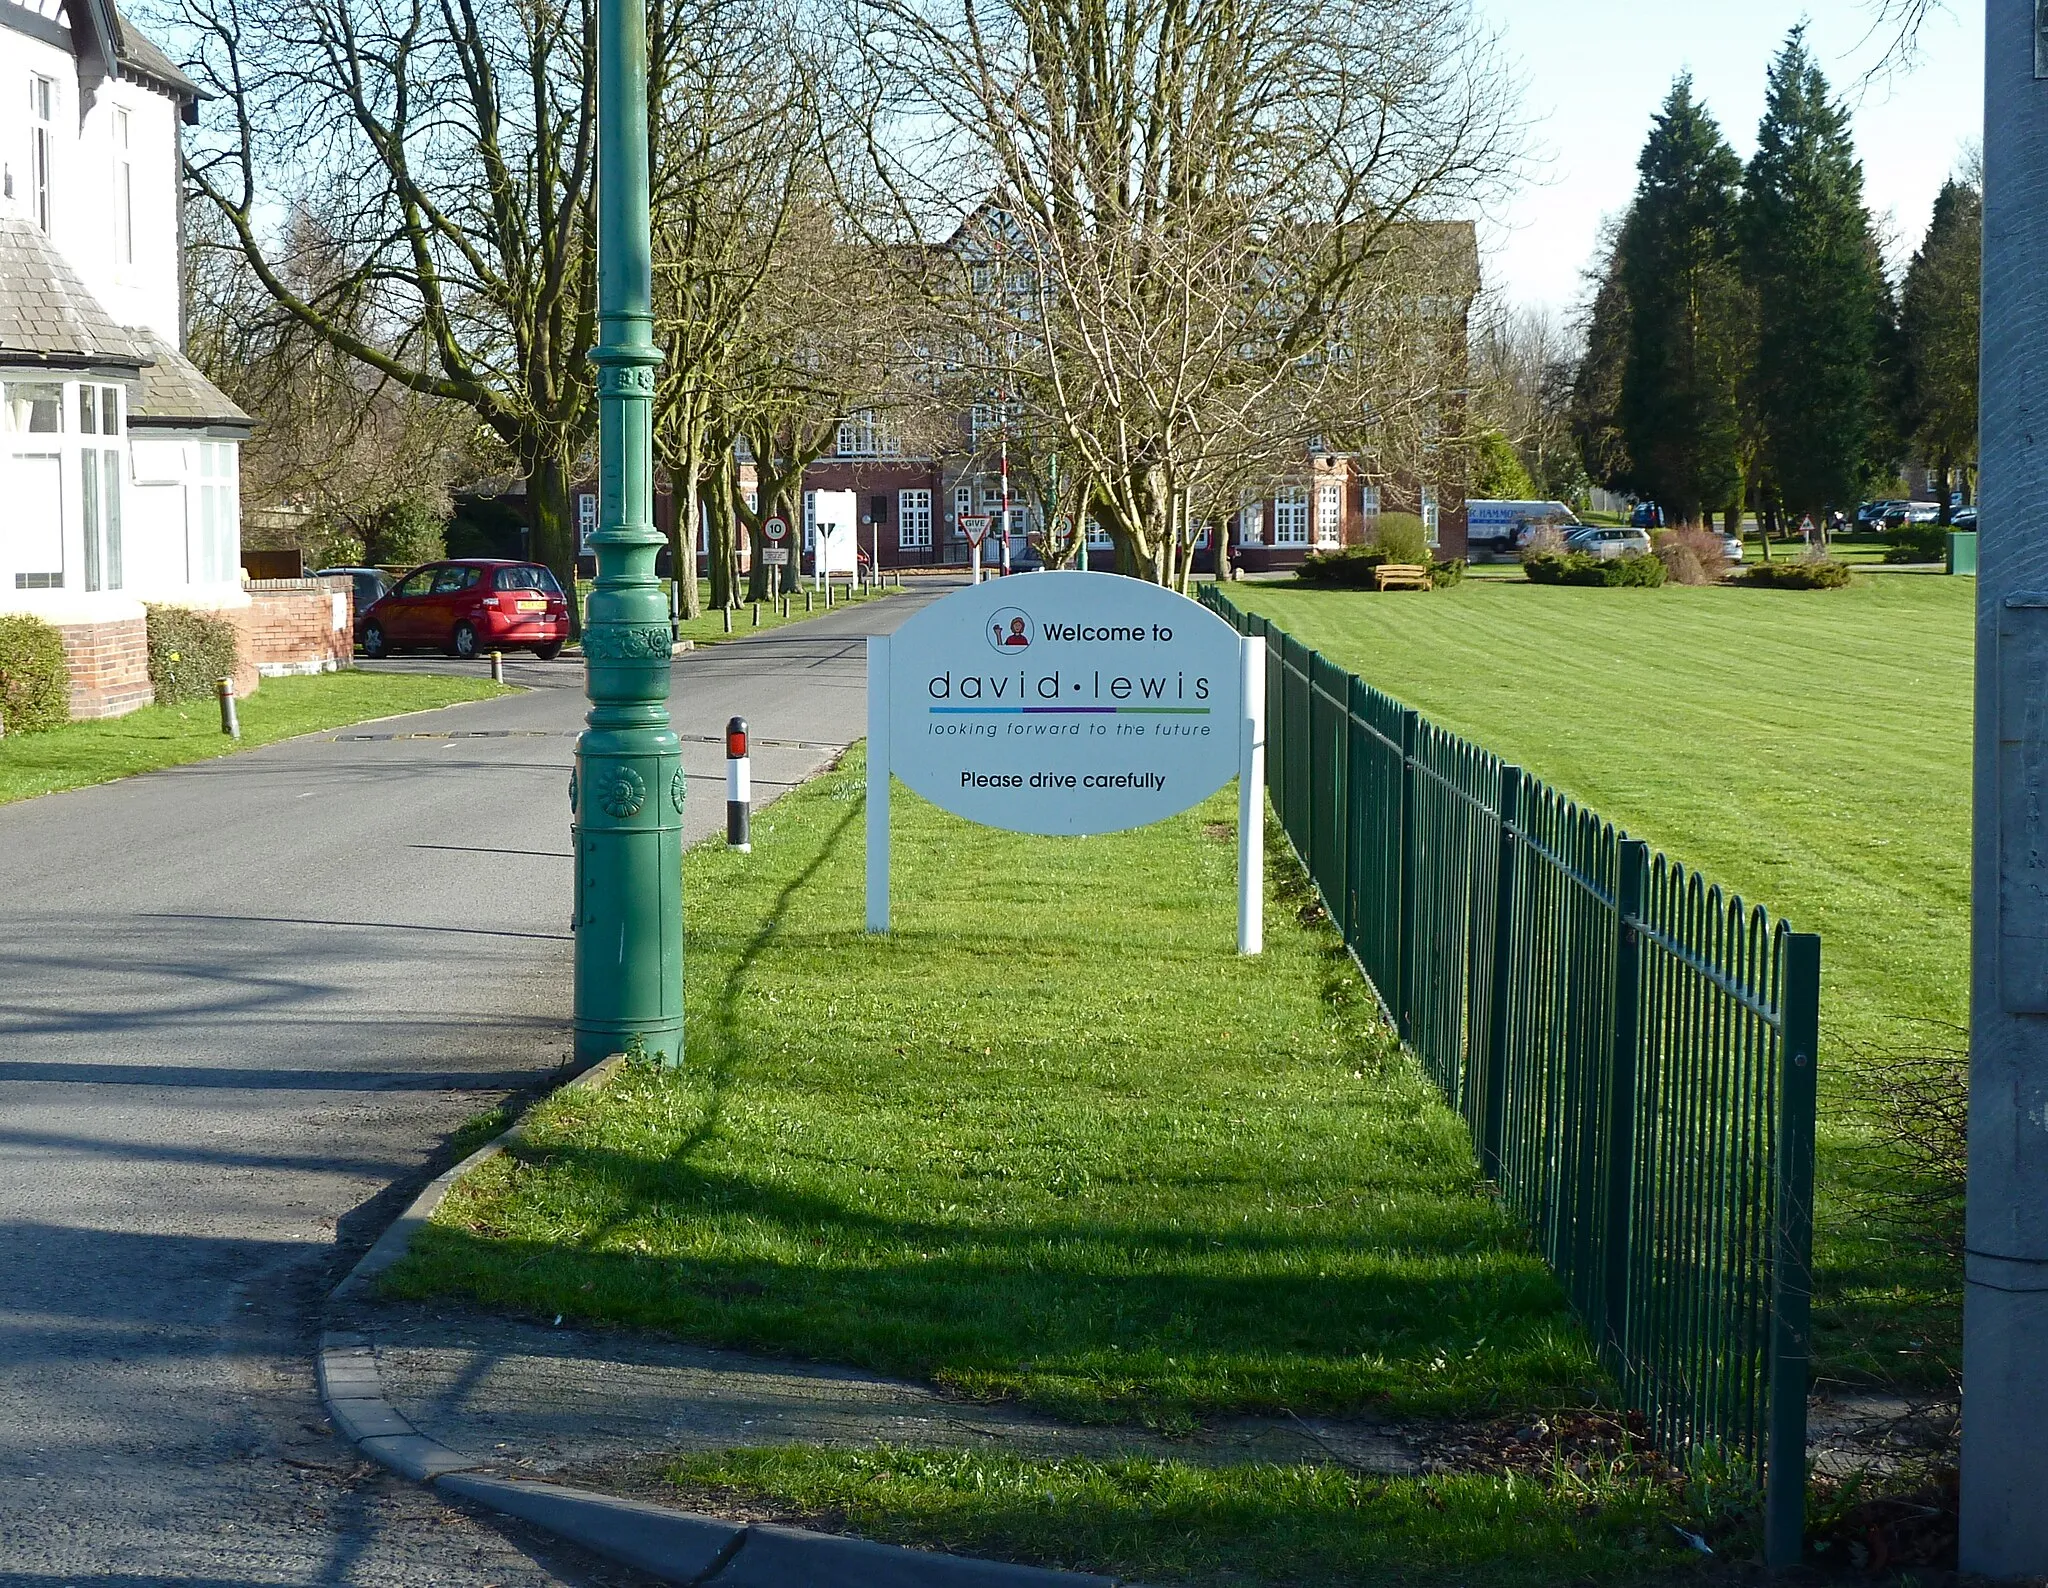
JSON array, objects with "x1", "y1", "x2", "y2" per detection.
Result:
[
  {"x1": 725, "y1": 716, "x2": 751, "y2": 852},
  {"x1": 217, "y1": 679, "x2": 240, "y2": 739}
]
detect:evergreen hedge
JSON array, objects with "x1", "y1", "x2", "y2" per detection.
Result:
[
  {"x1": 1523, "y1": 551, "x2": 1668, "y2": 588},
  {"x1": 145, "y1": 606, "x2": 242, "y2": 705},
  {"x1": 1745, "y1": 558, "x2": 1853, "y2": 590},
  {"x1": 0, "y1": 614, "x2": 70, "y2": 734}
]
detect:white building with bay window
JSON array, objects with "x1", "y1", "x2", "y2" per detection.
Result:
[{"x1": 0, "y1": 0, "x2": 253, "y2": 717}]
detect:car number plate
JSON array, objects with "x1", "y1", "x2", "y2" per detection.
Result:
[{"x1": 516, "y1": 599, "x2": 547, "y2": 612}]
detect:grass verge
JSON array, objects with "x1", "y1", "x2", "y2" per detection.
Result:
[
  {"x1": 386, "y1": 751, "x2": 1599, "y2": 1426},
  {"x1": 1228, "y1": 574, "x2": 1970, "y2": 1390},
  {"x1": 0, "y1": 670, "x2": 508, "y2": 806},
  {"x1": 664, "y1": 1446, "x2": 1701, "y2": 1588}
]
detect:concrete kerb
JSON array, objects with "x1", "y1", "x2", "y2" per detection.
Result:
[{"x1": 318, "y1": 1053, "x2": 1132, "y2": 1588}]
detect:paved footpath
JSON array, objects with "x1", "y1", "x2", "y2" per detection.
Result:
[{"x1": 0, "y1": 589, "x2": 945, "y2": 1588}]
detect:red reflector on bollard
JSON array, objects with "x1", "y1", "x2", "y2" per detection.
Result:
[{"x1": 726, "y1": 717, "x2": 748, "y2": 759}]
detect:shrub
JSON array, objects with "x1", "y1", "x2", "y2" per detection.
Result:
[
  {"x1": 1518, "y1": 522, "x2": 1569, "y2": 561},
  {"x1": 1295, "y1": 545, "x2": 1388, "y2": 586},
  {"x1": 1883, "y1": 523, "x2": 1948, "y2": 564},
  {"x1": 145, "y1": 605, "x2": 242, "y2": 704},
  {"x1": 1524, "y1": 551, "x2": 1667, "y2": 588},
  {"x1": 0, "y1": 614, "x2": 70, "y2": 733},
  {"x1": 1371, "y1": 511, "x2": 1431, "y2": 564},
  {"x1": 1653, "y1": 526, "x2": 1731, "y2": 585},
  {"x1": 1745, "y1": 557, "x2": 1853, "y2": 590},
  {"x1": 1430, "y1": 558, "x2": 1467, "y2": 589}
]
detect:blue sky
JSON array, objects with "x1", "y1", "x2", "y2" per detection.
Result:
[{"x1": 1476, "y1": 0, "x2": 1984, "y2": 316}]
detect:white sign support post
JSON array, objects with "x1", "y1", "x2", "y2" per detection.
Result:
[
  {"x1": 867, "y1": 634, "x2": 892, "y2": 934},
  {"x1": 1237, "y1": 636, "x2": 1266, "y2": 955},
  {"x1": 862, "y1": 571, "x2": 1257, "y2": 952}
]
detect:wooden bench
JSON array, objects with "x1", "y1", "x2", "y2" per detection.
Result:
[{"x1": 1373, "y1": 563, "x2": 1434, "y2": 592}]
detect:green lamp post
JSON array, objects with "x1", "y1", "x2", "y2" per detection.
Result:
[{"x1": 570, "y1": 0, "x2": 685, "y2": 1067}]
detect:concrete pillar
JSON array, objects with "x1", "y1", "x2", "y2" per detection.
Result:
[{"x1": 1963, "y1": 2, "x2": 2048, "y2": 1574}]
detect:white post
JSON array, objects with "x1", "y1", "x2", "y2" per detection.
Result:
[
  {"x1": 971, "y1": 540, "x2": 982, "y2": 584},
  {"x1": 866, "y1": 635, "x2": 891, "y2": 934},
  {"x1": 1237, "y1": 636, "x2": 1266, "y2": 955}
]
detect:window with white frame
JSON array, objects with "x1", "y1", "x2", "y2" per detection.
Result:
[
  {"x1": 1421, "y1": 486, "x2": 1440, "y2": 544},
  {"x1": 196, "y1": 440, "x2": 240, "y2": 583},
  {"x1": 1237, "y1": 493, "x2": 1264, "y2": 546},
  {"x1": 4, "y1": 378, "x2": 63, "y2": 588},
  {"x1": 1273, "y1": 487, "x2": 1309, "y2": 545},
  {"x1": 78, "y1": 384, "x2": 124, "y2": 590},
  {"x1": 802, "y1": 490, "x2": 816, "y2": 550},
  {"x1": 1360, "y1": 484, "x2": 1382, "y2": 526},
  {"x1": 834, "y1": 410, "x2": 900, "y2": 458},
  {"x1": 969, "y1": 403, "x2": 1013, "y2": 447},
  {"x1": 898, "y1": 489, "x2": 932, "y2": 549},
  {"x1": 954, "y1": 484, "x2": 972, "y2": 533},
  {"x1": 112, "y1": 107, "x2": 134, "y2": 267},
  {"x1": 1086, "y1": 521, "x2": 1112, "y2": 549},
  {"x1": 576, "y1": 492, "x2": 597, "y2": 550},
  {"x1": 30, "y1": 74, "x2": 55, "y2": 235},
  {"x1": 1315, "y1": 480, "x2": 1342, "y2": 547}
]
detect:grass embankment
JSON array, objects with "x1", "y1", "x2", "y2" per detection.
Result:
[
  {"x1": 1233, "y1": 573, "x2": 1972, "y2": 1389},
  {"x1": 0, "y1": 670, "x2": 507, "y2": 806},
  {"x1": 387, "y1": 755, "x2": 1708, "y2": 1583}
]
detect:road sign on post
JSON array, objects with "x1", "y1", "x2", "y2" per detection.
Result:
[
  {"x1": 571, "y1": 0, "x2": 684, "y2": 1068},
  {"x1": 865, "y1": 572, "x2": 1263, "y2": 952},
  {"x1": 764, "y1": 516, "x2": 788, "y2": 541},
  {"x1": 961, "y1": 516, "x2": 990, "y2": 584}
]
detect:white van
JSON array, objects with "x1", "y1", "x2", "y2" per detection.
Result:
[{"x1": 1464, "y1": 500, "x2": 1581, "y2": 557}]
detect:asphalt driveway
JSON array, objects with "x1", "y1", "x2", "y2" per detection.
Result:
[{"x1": 0, "y1": 589, "x2": 945, "y2": 1586}]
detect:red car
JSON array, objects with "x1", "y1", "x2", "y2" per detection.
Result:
[{"x1": 361, "y1": 560, "x2": 571, "y2": 661}]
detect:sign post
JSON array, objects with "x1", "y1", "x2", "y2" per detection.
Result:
[
  {"x1": 961, "y1": 516, "x2": 990, "y2": 584},
  {"x1": 762, "y1": 515, "x2": 790, "y2": 582},
  {"x1": 865, "y1": 572, "x2": 1262, "y2": 951}
]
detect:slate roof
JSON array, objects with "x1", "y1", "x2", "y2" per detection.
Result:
[
  {"x1": 129, "y1": 328, "x2": 253, "y2": 429},
  {"x1": 112, "y1": 7, "x2": 200, "y2": 101},
  {"x1": 0, "y1": 217, "x2": 148, "y2": 367}
]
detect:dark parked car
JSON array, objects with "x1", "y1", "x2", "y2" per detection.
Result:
[
  {"x1": 1952, "y1": 507, "x2": 1979, "y2": 531},
  {"x1": 360, "y1": 559, "x2": 570, "y2": 660},
  {"x1": 314, "y1": 567, "x2": 393, "y2": 642}
]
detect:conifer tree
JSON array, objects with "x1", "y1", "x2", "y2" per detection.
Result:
[
  {"x1": 1570, "y1": 220, "x2": 1636, "y2": 496},
  {"x1": 1902, "y1": 178, "x2": 1983, "y2": 522},
  {"x1": 1616, "y1": 77, "x2": 1746, "y2": 525},
  {"x1": 1742, "y1": 30, "x2": 1883, "y2": 521}
]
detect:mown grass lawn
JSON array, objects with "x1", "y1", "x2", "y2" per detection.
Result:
[
  {"x1": 384, "y1": 753, "x2": 1722, "y2": 1583},
  {"x1": 0, "y1": 670, "x2": 507, "y2": 805},
  {"x1": 392, "y1": 752, "x2": 1595, "y2": 1424},
  {"x1": 1230, "y1": 571, "x2": 1972, "y2": 1387}
]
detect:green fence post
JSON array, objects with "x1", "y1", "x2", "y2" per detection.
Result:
[
  {"x1": 1480, "y1": 764, "x2": 1524, "y2": 1181},
  {"x1": 1765, "y1": 931, "x2": 1821, "y2": 1570},
  {"x1": 1395, "y1": 707, "x2": 1421, "y2": 1043},
  {"x1": 1604, "y1": 839, "x2": 1649, "y2": 1362}
]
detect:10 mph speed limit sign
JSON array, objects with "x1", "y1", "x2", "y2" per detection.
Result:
[{"x1": 764, "y1": 517, "x2": 788, "y2": 542}]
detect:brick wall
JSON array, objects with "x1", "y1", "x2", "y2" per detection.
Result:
[
  {"x1": 234, "y1": 579, "x2": 356, "y2": 680},
  {"x1": 55, "y1": 616, "x2": 153, "y2": 720}
]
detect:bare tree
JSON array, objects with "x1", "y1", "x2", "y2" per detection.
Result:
[
  {"x1": 847, "y1": 0, "x2": 1521, "y2": 587},
  {"x1": 171, "y1": 0, "x2": 598, "y2": 615}
]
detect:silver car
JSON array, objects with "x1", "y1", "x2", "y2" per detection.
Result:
[{"x1": 1564, "y1": 525, "x2": 1653, "y2": 560}]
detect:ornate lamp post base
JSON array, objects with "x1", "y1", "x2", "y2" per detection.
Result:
[{"x1": 571, "y1": 0, "x2": 683, "y2": 1067}]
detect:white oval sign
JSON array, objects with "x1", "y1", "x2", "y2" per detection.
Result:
[{"x1": 885, "y1": 571, "x2": 1244, "y2": 835}]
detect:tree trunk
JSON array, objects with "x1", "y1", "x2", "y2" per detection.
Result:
[
  {"x1": 528, "y1": 452, "x2": 581, "y2": 638},
  {"x1": 705, "y1": 455, "x2": 739, "y2": 611},
  {"x1": 1936, "y1": 456, "x2": 1953, "y2": 526}
]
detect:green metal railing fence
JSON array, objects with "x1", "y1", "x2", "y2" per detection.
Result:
[{"x1": 1204, "y1": 586, "x2": 1819, "y2": 1565}]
